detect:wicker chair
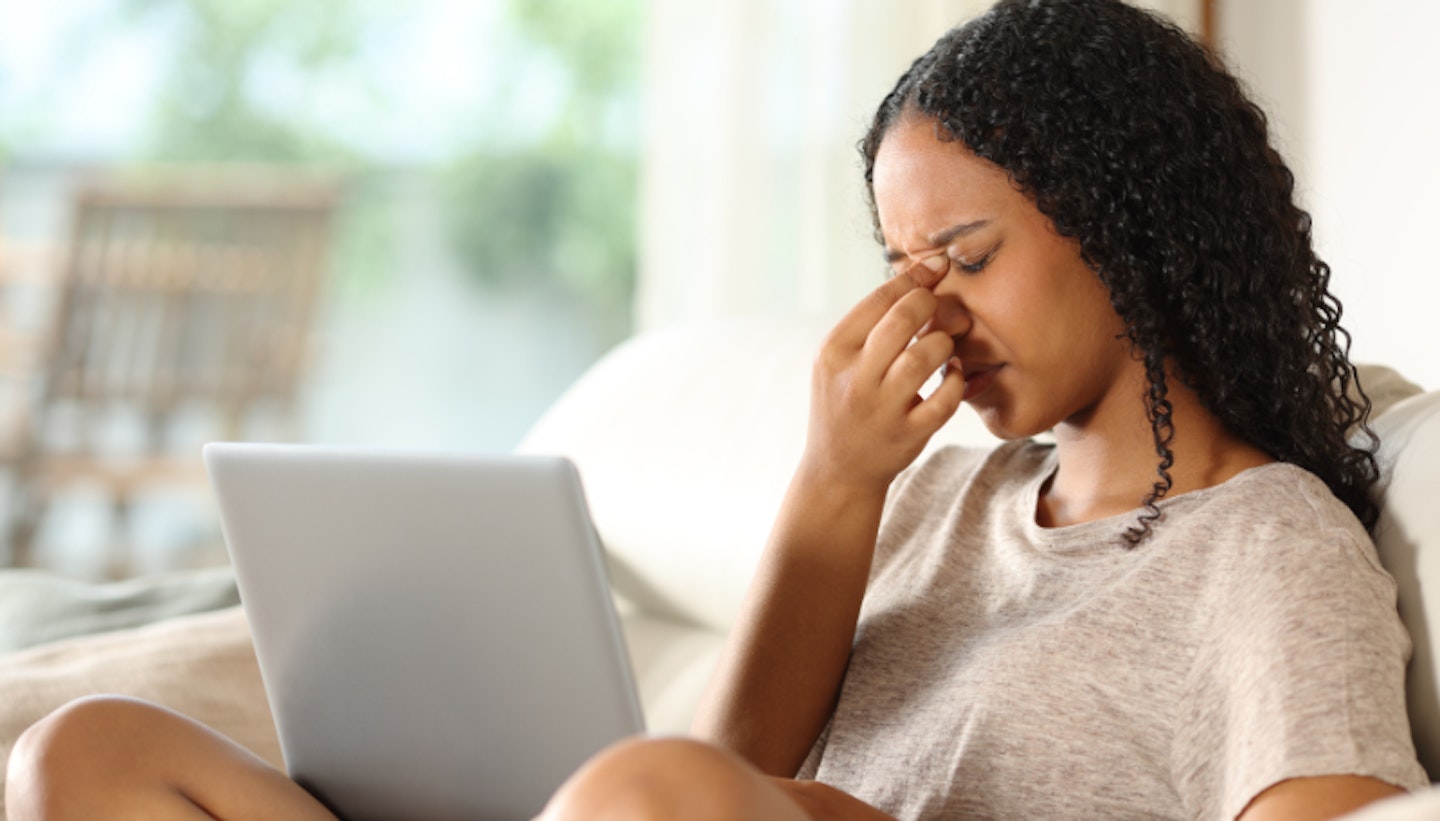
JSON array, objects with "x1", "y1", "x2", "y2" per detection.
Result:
[{"x1": 1, "y1": 170, "x2": 338, "y2": 571}]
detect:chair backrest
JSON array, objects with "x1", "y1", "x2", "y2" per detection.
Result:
[{"x1": 38, "y1": 171, "x2": 337, "y2": 450}]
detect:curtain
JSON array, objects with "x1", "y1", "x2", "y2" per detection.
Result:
[{"x1": 635, "y1": 0, "x2": 1201, "y2": 332}]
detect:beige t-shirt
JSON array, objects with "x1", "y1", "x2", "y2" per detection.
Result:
[{"x1": 798, "y1": 441, "x2": 1427, "y2": 820}]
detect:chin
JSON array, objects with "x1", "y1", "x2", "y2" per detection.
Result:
[
  {"x1": 973, "y1": 405, "x2": 1055, "y2": 443},
  {"x1": 974, "y1": 410, "x2": 1024, "y2": 441}
]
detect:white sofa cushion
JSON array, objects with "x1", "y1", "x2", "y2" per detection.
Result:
[
  {"x1": 0, "y1": 566, "x2": 238, "y2": 654},
  {"x1": 616, "y1": 607, "x2": 725, "y2": 735},
  {"x1": 1371, "y1": 390, "x2": 1440, "y2": 776},
  {"x1": 518, "y1": 316, "x2": 817, "y2": 631}
]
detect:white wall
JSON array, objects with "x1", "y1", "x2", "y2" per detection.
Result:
[
  {"x1": 1221, "y1": 1, "x2": 1440, "y2": 391},
  {"x1": 636, "y1": 0, "x2": 995, "y2": 332}
]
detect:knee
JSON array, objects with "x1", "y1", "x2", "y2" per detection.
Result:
[
  {"x1": 12, "y1": 694, "x2": 165, "y2": 766},
  {"x1": 541, "y1": 736, "x2": 766, "y2": 821},
  {"x1": 6, "y1": 695, "x2": 171, "y2": 815}
]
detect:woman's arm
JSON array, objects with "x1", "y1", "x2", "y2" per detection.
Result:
[
  {"x1": 688, "y1": 460, "x2": 887, "y2": 777},
  {"x1": 1238, "y1": 775, "x2": 1406, "y2": 821},
  {"x1": 690, "y1": 257, "x2": 963, "y2": 777}
]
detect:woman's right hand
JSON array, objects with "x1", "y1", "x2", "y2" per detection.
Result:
[
  {"x1": 800, "y1": 254, "x2": 966, "y2": 496},
  {"x1": 690, "y1": 256, "x2": 966, "y2": 774}
]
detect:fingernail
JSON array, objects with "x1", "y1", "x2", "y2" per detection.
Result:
[
  {"x1": 921, "y1": 254, "x2": 948, "y2": 273},
  {"x1": 910, "y1": 254, "x2": 948, "y2": 286}
]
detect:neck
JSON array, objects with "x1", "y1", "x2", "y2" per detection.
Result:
[{"x1": 1037, "y1": 368, "x2": 1273, "y2": 529}]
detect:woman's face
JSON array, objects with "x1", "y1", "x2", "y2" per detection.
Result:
[{"x1": 871, "y1": 114, "x2": 1139, "y2": 440}]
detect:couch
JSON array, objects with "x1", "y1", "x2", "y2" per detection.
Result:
[{"x1": 1, "y1": 314, "x2": 1438, "y2": 818}]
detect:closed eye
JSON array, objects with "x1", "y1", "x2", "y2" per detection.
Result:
[{"x1": 952, "y1": 242, "x2": 1000, "y2": 274}]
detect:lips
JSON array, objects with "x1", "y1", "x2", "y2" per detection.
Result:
[{"x1": 961, "y1": 363, "x2": 1002, "y2": 401}]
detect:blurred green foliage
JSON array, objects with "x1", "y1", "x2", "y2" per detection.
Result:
[
  {"x1": 117, "y1": 0, "x2": 385, "y2": 164},
  {"x1": 440, "y1": 0, "x2": 642, "y2": 316},
  {"x1": 444, "y1": 147, "x2": 636, "y2": 308}
]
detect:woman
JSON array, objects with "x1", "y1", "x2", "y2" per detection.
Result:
[
  {"x1": 6, "y1": 1, "x2": 1426, "y2": 819},
  {"x1": 542, "y1": 0, "x2": 1426, "y2": 818}
]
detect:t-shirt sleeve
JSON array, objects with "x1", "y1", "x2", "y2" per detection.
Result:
[
  {"x1": 1174, "y1": 495, "x2": 1428, "y2": 820},
  {"x1": 796, "y1": 444, "x2": 997, "y2": 781}
]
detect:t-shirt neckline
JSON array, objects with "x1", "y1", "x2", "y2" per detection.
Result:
[{"x1": 1016, "y1": 444, "x2": 1293, "y2": 553}]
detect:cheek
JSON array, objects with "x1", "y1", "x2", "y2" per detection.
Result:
[
  {"x1": 991, "y1": 264, "x2": 1118, "y2": 370},
  {"x1": 1066, "y1": 275, "x2": 1130, "y2": 347},
  {"x1": 980, "y1": 265, "x2": 1056, "y2": 345},
  {"x1": 1050, "y1": 289, "x2": 1133, "y2": 385}
]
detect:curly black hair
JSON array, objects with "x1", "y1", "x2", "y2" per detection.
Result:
[{"x1": 861, "y1": 0, "x2": 1379, "y2": 541}]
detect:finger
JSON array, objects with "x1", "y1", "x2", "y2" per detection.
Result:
[
  {"x1": 859, "y1": 287, "x2": 941, "y2": 385},
  {"x1": 882, "y1": 328, "x2": 955, "y2": 401},
  {"x1": 908, "y1": 357, "x2": 966, "y2": 433},
  {"x1": 829, "y1": 254, "x2": 949, "y2": 351}
]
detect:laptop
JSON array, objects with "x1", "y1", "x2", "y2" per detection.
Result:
[{"x1": 203, "y1": 442, "x2": 646, "y2": 821}]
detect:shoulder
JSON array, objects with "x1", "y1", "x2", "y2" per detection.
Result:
[
  {"x1": 1170, "y1": 463, "x2": 1389, "y2": 591},
  {"x1": 1167, "y1": 465, "x2": 1411, "y2": 725},
  {"x1": 1175, "y1": 462, "x2": 1358, "y2": 529},
  {"x1": 1169, "y1": 466, "x2": 1427, "y2": 818}
]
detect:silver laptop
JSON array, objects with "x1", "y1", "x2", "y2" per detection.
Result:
[{"x1": 203, "y1": 442, "x2": 645, "y2": 821}]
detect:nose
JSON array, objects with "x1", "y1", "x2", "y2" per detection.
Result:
[{"x1": 924, "y1": 274, "x2": 973, "y2": 340}]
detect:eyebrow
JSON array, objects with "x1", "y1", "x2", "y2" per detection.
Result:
[{"x1": 883, "y1": 219, "x2": 994, "y2": 264}]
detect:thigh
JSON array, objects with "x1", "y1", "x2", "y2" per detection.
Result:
[
  {"x1": 540, "y1": 736, "x2": 815, "y2": 821},
  {"x1": 6, "y1": 695, "x2": 336, "y2": 821}
]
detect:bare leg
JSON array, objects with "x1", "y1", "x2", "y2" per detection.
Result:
[
  {"x1": 5, "y1": 695, "x2": 336, "y2": 820},
  {"x1": 537, "y1": 736, "x2": 813, "y2": 821}
]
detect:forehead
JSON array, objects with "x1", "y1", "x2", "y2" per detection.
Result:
[{"x1": 871, "y1": 116, "x2": 1019, "y2": 243}]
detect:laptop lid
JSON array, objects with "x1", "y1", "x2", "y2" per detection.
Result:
[{"x1": 203, "y1": 443, "x2": 645, "y2": 821}]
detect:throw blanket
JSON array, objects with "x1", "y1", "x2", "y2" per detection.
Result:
[{"x1": 0, "y1": 565, "x2": 239, "y2": 654}]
